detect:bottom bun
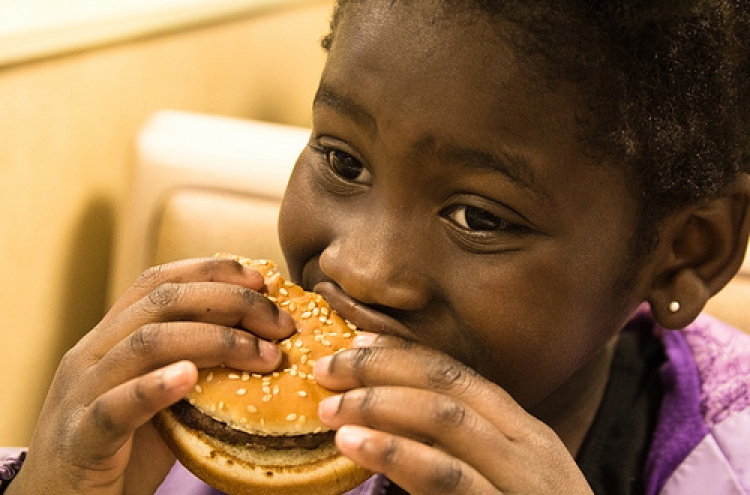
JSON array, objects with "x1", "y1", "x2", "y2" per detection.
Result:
[{"x1": 154, "y1": 407, "x2": 372, "y2": 495}]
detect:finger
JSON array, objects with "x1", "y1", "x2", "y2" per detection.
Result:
[
  {"x1": 319, "y1": 387, "x2": 522, "y2": 486},
  {"x1": 86, "y1": 280, "x2": 295, "y2": 358},
  {"x1": 335, "y1": 425, "x2": 497, "y2": 495},
  {"x1": 73, "y1": 361, "x2": 198, "y2": 464},
  {"x1": 106, "y1": 257, "x2": 265, "y2": 319},
  {"x1": 90, "y1": 322, "x2": 282, "y2": 395},
  {"x1": 314, "y1": 345, "x2": 526, "y2": 428}
]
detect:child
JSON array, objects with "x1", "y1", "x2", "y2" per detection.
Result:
[{"x1": 3, "y1": 0, "x2": 749, "y2": 494}]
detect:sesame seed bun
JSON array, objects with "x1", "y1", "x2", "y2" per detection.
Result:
[{"x1": 154, "y1": 255, "x2": 371, "y2": 495}]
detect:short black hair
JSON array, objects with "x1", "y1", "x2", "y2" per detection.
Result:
[{"x1": 321, "y1": 0, "x2": 750, "y2": 256}]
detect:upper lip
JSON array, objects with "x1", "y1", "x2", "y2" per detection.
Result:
[{"x1": 312, "y1": 281, "x2": 419, "y2": 343}]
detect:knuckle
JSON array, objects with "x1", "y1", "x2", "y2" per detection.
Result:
[
  {"x1": 238, "y1": 286, "x2": 266, "y2": 307},
  {"x1": 218, "y1": 325, "x2": 240, "y2": 351},
  {"x1": 129, "y1": 324, "x2": 161, "y2": 356},
  {"x1": 355, "y1": 388, "x2": 381, "y2": 424},
  {"x1": 146, "y1": 282, "x2": 181, "y2": 311},
  {"x1": 429, "y1": 458, "x2": 465, "y2": 493},
  {"x1": 375, "y1": 435, "x2": 400, "y2": 466},
  {"x1": 201, "y1": 257, "x2": 242, "y2": 280},
  {"x1": 134, "y1": 264, "x2": 169, "y2": 289},
  {"x1": 431, "y1": 396, "x2": 467, "y2": 428},
  {"x1": 350, "y1": 346, "x2": 377, "y2": 374},
  {"x1": 425, "y1": 356, "x2": 473, "y2": 391},
  {"x1": 90, "y1": 399, "x2": 121, "y2": 436}
]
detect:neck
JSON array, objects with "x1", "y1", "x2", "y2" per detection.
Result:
[{"x1": 530, "y1": 335, "x2": 618, "y2": 457}]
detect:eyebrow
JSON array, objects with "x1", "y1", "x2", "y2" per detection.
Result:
[
  {"x1": 313, "y1": 83, "x2": 377, "y2": 132},
  {"x1": 313, "y1": 83, "x2": 548, "y2": 199},
  {"x1": 438, "y1": 145, "x2": 549, "y2": 200}
]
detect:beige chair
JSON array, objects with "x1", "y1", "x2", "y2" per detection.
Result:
[
  {"x1": 108, "y1": 110, "x2": 309, "y2": 302},
  {"x1": 109, "y1": 110, "x2": 750, "y2": 333}
]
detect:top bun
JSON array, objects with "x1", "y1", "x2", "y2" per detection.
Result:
[{"x1": 184, "y1": 254, "x2": 358, "y2": 436}]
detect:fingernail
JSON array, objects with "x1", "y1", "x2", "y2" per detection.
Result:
[
  {"x1": 314, "y1": 355, "x2": 333, "y2": 378},
  {"x1": 318, "y1": 394, "x2": 343, "y2": 422},
  {"x1": 259, "y1": 340, "x2": 280, "y2": 363},
  {"x1": 352, "y1": 332, "x2": 378, "y2": 348},
  {"x1": 337, "y1": 425, "x2": 369, "y2": 451},
  {"x1": 278, "y1": 310, "x2": 295, "y2": 332},
  {"x1": 163, "y1": 361, "x2": 193, "y2": 389}
]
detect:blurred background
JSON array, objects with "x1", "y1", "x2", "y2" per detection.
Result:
[{"x1": 0, "y1": 0, "x2": 332, "y2": 447}]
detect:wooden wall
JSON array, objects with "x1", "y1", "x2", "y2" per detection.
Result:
[{"x1": 0, "y1": 0, "x2": 331, "y2": 446}]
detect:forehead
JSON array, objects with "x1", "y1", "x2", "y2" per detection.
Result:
[{"x1": 320, "y1": 0, "x2": 595, "y2": 181}]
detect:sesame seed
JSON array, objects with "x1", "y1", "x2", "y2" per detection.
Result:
[
  {"x1": 301, "y1": 355, "x2": 309, "y2": 364},
  {"x1": 301, "y1": 311, "x2": 312, "y2": 319},
  {"x1": 290, "y1": 369, "x2": 298, "y2": 376},
  {"x1": 188, "y1": 398, "x2": 196, "y2": 405},
  {"x1": 273, "y1": 372, "x2": 280, "y2": 378},
  {"x1": 285, "y1": 281, "x2": 295, "y2": 287},
  {"x1": 273, "y1": 385, "x2": 280, "y2": 395},
  {"x1": 295, "y1": 340, "x2": 303, "y2": 348},
  {"x1": 194, "y1": 385, "x2": 202, "y2": 393},
  {"x1": 247, "y1": 405, "x2": 258, "y2": 413},
  {"x1": 298, "y1": 415, "x2": 307, "y2": 424},
  {"x1": 313, "y1": 308, "x2": 320, "y2": 316},
  {"x1": 308, "y1": 301, "x2": 316, "y2": 310},
  {"x1": 281, "y1": 300, "x2": 291, "y2": 307},
  {"x1": 319, "y1": 316, "x2": 327, "y2": 323},
  {"x1": 299, "y1": 372, "x2": 307, "y2": 379},
  {"x1": 279, "y1": 288, "x2": 289, "y2": 296},
  {"x1": 237, "y1": 388, "x2": 247, "y2": 395},
  {"x1": 347, "y1": 322, "x2": 357, "y2": 331},
  {"x1": 287, "y1": 414, "x2": 297, "y2": 421},
  {"x1": 262, "y1": 386, "x2": 271, "y2": 394},
  {"x1": 262, "y1": 395, "x2": 272, "y2": 402},
  {"x1": 289, "y1": 303, "x2": 297, "y2": 312},
  {"x1": 252, "y1": 373, "x2": 262, "y2": 379},
  {"x1": 297, "y1": 390, "x2": 308, "y2": 397},
  {"x1": 322, "y1": 339, "x2": 332, "y2": 347},
  {"x1": 321, "y1": 307, "x2": 330, "y2": 316},
  {"x1": 260, "y1": 418, "x2": 265, "y2": 427},
  {"x1": 343, "y1": 332, "x2": 352, "y2": 338},
  {"x1": 242, "y1": 373, "x2": 250, "y2": 381},
  {"x1": 218, "y1": 401, "x2": 225, "y2": 410},
  {"x1": 228, "y1": 373, "x2": 240, "y2": 380},
  {"x1": 206, "y1": 372, "x2": 214, "y2": 382}
]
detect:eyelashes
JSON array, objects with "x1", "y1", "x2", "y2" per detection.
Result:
[{"x1": 308, "y1": 140, "x2": 534, "y2": 241}]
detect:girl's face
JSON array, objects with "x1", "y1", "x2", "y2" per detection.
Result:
[{"x1": 279, "y1": 1, "x2": 648, "y2": 415}]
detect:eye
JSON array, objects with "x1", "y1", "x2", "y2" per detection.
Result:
[
  {"x1": 445, "y1": 205, "x2": 505, "y2": 231},
  {"x1": 327, "y1": 149, "x2": 371, "y2": 184}
]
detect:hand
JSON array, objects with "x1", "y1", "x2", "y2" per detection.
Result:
[
  {"x1": 9, "y1": 258, "x2": 295, "y2": 495},
  {"x1": 314, "y1": 334, "x2": 594, "y2": 495}
]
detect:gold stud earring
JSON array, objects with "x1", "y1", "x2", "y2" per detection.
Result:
[{"x1": 669, "y1": 301, "x2": 680, "y2": 313}]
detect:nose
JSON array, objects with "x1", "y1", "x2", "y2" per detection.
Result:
[{"x1": 318, "y1": 223, "x2": 433, "y2": 312}]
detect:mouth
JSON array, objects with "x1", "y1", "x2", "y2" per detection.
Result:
[{"x1": 311, "y1": 281, "x2": 419, "y2": 343}]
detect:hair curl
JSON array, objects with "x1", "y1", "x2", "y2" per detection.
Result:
[{"x1": 322, "y1": 0, "x2": 750, "y2": 255}]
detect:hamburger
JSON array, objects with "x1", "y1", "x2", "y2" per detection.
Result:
[{"x1": 154, "y1": 255, "x2": 371, "y2": 495}]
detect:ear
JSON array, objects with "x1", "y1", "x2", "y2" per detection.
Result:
[{"x1": 647, "y1": 174, "x2": 750, "y2": 329}]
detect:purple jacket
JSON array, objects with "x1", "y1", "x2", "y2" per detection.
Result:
[{"x1": 154, "y1": 312, "x2": 750, "y2": 495}]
